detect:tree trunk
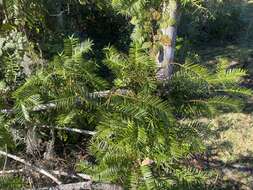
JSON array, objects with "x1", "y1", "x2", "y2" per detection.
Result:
[
  {"x1": 0, "y1": 0, "x2": 3, "y2": 24},
  {"x1": 56, "y1": 1, "x2": 64, "y2": 30},
  {"x1": 157, "y1": 0, "x2": 180, "y2": 81}
]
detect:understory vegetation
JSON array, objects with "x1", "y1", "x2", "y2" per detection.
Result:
[{"x1": 0, "y1": 0, "x2": 253, "y2": 189}]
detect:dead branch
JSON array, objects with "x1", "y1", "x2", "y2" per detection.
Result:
[
  {"x1": 0, "y1": 169, "x2": 91, "y2": 181},
  {"x1": 27, "y1": 182, "x2": 123, "y2": 190},
  {"x1": 40, "y1": 125, "x2": 96, "y2": 136},
  {"x1": 0, "y1": 150, "x2": 62, "y2": 185},
  {"x1": 50, "y1": 171, "x2": 91, "y2": 180},
  {"x1": 0, "y1": 169, "x2": 123, "y2": 189},
  {"x1": 0, "y1": 169, "x2": 24, "y2": 175}
]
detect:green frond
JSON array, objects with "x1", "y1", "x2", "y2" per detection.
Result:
[
  {"x1": 216, "y1": 58, "x2": 230, "y2": 72},
  {"x1": 173, "y1": 63, "x2": 210, "y2": 83},
  {"x1": 56, "y1": 111, "x2": 77, "y2": 126},
  {"x1": 12, "y1": 94, "x2": 42, "y2": 124},
  {"x1": 209, "y1": 68, "x2": 247, "y2": 84},
  {"x1": 63, "y1": 36, "x2": 80, "y2": 57},
  {"x1": 173, "y1": 167, "x2": 206, "y2": 186},
  {"x1": 206, "y1": 96, "x2": 242, "y2": 111},
  {"x1": 76, "y1": 39, "x2": 94, "y2": 55},
  {"x1": 140, "y1": 165, "x2": 157, "y2": 190},
  {"x1": 104, "y1": 46, "x2": 128, "y2": 73},
  {"x1": 215, "y1": 87, "x2": 253, "y2": 97},
  {"x1": 169, "y1": 59, "x2": 251, "y2": 119},
  {"x1": 104, "y1": 42, "x2": 156, "y2": 91},
  {"x1": 129, "y1": 170, "x2": 140, "y2": 190},
  {"x1": 190, "y1": 96, "x2": 242, "y2": 115}
]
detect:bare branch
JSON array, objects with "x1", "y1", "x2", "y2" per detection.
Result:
[
  {"x1": 27, "y1": 182, "x2": 123, "y2": 190},
  {"x1": 0, "y1": 169, "x2": 24, "y2": 175},
  {"x1": 40, "y1": 125, "x2": 96, "y2": 136},
  {"x1": 0, "y1": 169, "x2": 91, "y2": 180},
  {"x1": 0, "y1": 150, "x2": 62, "y2": 185},
  {"x1": 50, "y1": 171, "x2": 91, "y2": 180}
]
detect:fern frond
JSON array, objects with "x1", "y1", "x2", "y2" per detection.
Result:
[
  {"x1": 215, "y1": 87, "x2": 252, "y2": 97},
  {"x1": 140, "y1": 165, "x2": 157, "y2": 190},
  {"x1": 190, "y1": 96, "x2": 242, "y2": 114}
]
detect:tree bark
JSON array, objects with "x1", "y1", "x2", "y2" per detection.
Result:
[{"x1": 157, "y1": 0, "x2": 180, "y2": 81}]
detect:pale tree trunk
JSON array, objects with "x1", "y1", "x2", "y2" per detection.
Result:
[
  {"x1": 56, "y1": 1, "x2": 64, "y2": 30},
  {"x1": 157, "y1": 0, "x2": 180, "y2": 81}
]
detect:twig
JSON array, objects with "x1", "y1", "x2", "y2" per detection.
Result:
[
  {"x1": 40, "y1": 125, "x2": 96, "y2": 136},
  {"x1": 0, "y1": 150, "x2": 62, "y2": 185},
  {"x1": 2, "y1": 145, "x2": 8, "y2": 173}
]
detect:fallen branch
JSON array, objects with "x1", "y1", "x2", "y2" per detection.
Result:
[
  {"x1": 0, "y1": 170, "x2": 124, "y2": 190},
  {"x1": 0, "y1": 169, "x2": 24, "y2": 175},
  {"x1": 41, "y1": 125, "x2": 96, "y2": 136},
  {"x1": 27, "y1": 182, "x2": 123, "y2": 190},
  {"x1": 28, "y1": 182, "x2": 92, "y2": 190},
  {"x1": 0, "y1": 150, "x2": 62, "y2": 185},
  {"x1": 0, "y1": 169, "x2": 91, "y2": 180},
  {"x1": 51, "y1": 171, "x2": 91, "y2": 180}
]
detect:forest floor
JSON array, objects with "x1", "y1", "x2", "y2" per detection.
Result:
[{"x1": 194, "y1": 1, "x2": 253, "y2": 189}]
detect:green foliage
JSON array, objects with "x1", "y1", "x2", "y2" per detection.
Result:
[
  {"x1": 77, "y1": 43, "x2": 250, "y2": 189},
  {"x1": 179, "y1": 0, "x2": 245, "y2": 43},
  {"x1": 111, "y1": 0, "x2": 205, "y2": 46},
  {"x1": 3, "y1": 0, "x2": 46, "y2": 31},
  {"x1": 104, "y1": 43, "x2": 156, "y2": 92},
  {"x1": 78, "y1": 92, "x2": 206, "y2": 188},
  {"x1": 0, "y1": 1, "x2": 251, "y2": 189},
  {"x1": 168, "y1": 58, "x2": 250, "y2": 118},
  {"x1": 0, "y1": 176, "x2": 23, "y2": 190},
  {"x1": 10, "y1": 37, "x2": 106, "y2": 145},
  {"x1": 0, "y1": 31, "x2": 28, "y2": 87},
  {"x1": 0, "y1": 116, "x2": 14, "y2": 150}
]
